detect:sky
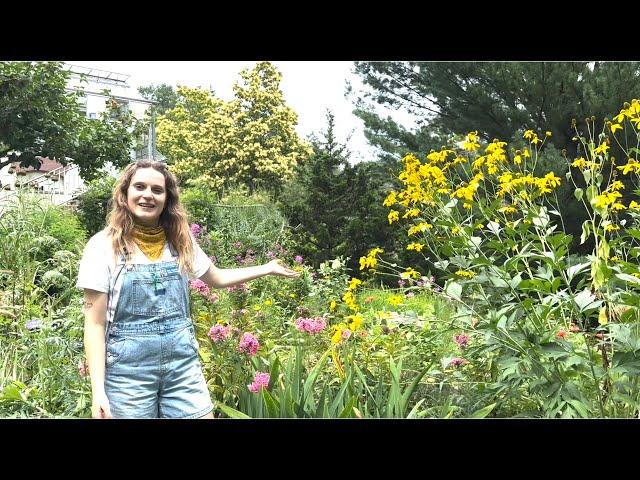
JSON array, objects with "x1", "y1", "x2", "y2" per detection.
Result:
[{"x1": 65, "y1": 61, "x2": 413, "y2": 164}]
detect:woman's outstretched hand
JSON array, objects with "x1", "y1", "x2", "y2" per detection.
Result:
[{"x1": 268, "y1": 259, "x2": 301, "y2": 278}]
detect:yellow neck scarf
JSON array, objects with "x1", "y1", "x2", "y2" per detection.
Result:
[{"x1": 132, "y1": 224, "x2": 166, "y2": 261}]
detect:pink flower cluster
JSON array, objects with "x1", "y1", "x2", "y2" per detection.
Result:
[
  {"x1": 248, "y1": 371, "x2": 270, "y2": 393},
  {"x1": 227, "y1": 283, "x2": 249, "y2": 294},
  {"x1": 208, "y1": 324, "x2": 231, "y2": 343},
  {"x1": 342, "y1": 329, "x2": 352, "y2": 340},
  {"x1": 453, "y1": 333, "x2": 469, "y2": 348},
  {"x1": 189, "y1": 279, "x2": 219, "y2": 302},
  {"x1": 295, "y1": 316, "x2": 327, "y2": 334},
  {"x1": 78, "y1": 359, "x2": 88, "y2": 378},
  {"x1": 449, "y1": 357, "x2": 468, "y2": 368},
  {"x1": 238, "y1": 332, "x2": 260, "y2": 356},
  {"x1": 190, "y1": 223, "x2": 201, "y2": 236}
]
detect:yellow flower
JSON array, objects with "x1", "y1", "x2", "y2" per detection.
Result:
[
  {"x1": 593, "y1": 143, "x2": 610, "y2": 156},
  {"x1": 383, "y1": 191, "x2": 397, "y2": 207},
  {"x1": 498, "y1": 206, "x2": 517, "y2": 214},
  {"x1": 348, "y1": 278, "x2": 362, "y2": 291},
  {"x1": 545, "y1": 131, "x2": 552, "y2": 137},
  {"x1": 598, "y1": 307, "x2": 608, "y2": 325},
  {"x1": 513, "y1": 154, "x2": 522, "y2": 165},
  {"x1": 388, "y1": 295, "x2": 403, "y2": 306},
  {"x1": 263, "y1": 299, "x2": 273, "y2": 306},
  {"x1": 401, "y1": 268, "x2": 421, "y2": 279},
  {"x1": 463, "y1": 203, "x2": 472, "y2": 210},
  {"x1": 610, "y1": 123, "x2": 623, "y2": 133},
  {"x1": 611, "y1": 181, "x2": 625, "y2": 191},
  {"x1": 604, "y1": 224, "x2": 620, "y2": 232},
  {"x1": 329, "y1": 300, "x2": 337, "y2": 312},
  {"x1": 455, "y1": 270, "x2": 476, "y2": 278},
  {"x1": 544, "y1": 172, "x2": 561, "y2": 188},
  {"x1": 346, "y1": 314, "x2": 363, "y2": 331},
  {"x1": 407, "y1": 242, "x2": 425, "y2": 252},
  {"x1": 451, "y1": 226, "x2": 460, "y2": 235},
  {"x1": 629, "y1": 201, "x2": 640, "y2": 209},
  {"x1": 523, "y1": 130, "x2": 534, "y2": 140},
  {"x1": 388, "y1": 210, "x2": 399, "y2": 224}
]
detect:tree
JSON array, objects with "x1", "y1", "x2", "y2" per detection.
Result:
[
  {"x1": 280, "y1": 111, "x2": 352, "y2": 266},
  {"x1": 280, "y1": 111, "x2": 404, "y2": 277},
  {"x1": 138, "y1": 83, "x2": 178, "y2": 116},
  {"x1": 0, "y1": 61, "x2": 143, "y2": 180},
  {"x1": 352, "y1": 62, "x2": 640, "y2": 159},
  {"x1": 157, "y1": 62, "x2": 312, "y2": 197}
]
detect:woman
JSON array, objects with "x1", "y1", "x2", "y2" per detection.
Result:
[{"x1": 76, "y1": 160, "x2": 299, "y2": 419}]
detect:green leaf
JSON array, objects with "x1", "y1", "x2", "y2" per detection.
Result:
[
  {"x1": 574, "y1": 188, "x2": 583, "y2": 201},
  {"x1": 580, "y1": 221, "x2": 590, "y2": 245},
  {"x1": 615, "y1": 273, "x2": 640, "y2": 286},
  {"x1": 445, "y1": 281, "x2": 462, "y2": 301},
  {"x1": 338, "y1": 396, "x2": 357, "y2": 418},
  {"x1": 217, "y1": 403, "x2": 252, "y2": 419},
  {"x1": 301, "y1": 348, "x2": 331, "y2": 412},
  {"x1": 261, "y1": 389, "x2": 280, "y2": 418},
  {"x1": 470, "y1": 402, "x2": 497, "y2": 418}
]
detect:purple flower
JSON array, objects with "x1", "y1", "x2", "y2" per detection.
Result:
[
  {"x1": 405, "y1": 292, "x2": 415, "y2": 298},
  {"x1": 266, "y1": 251, "x2": 277, "y2": 259},
  {"x1": 208, "y1": 324, "x2": 231, "y2": 343},
  {"x1": 78, "y1": 359, "x2": 89, "y2": 378},
  {"x1": 453, "y1": 333, "x2": 469, "y2": 348},
  {"x1": 238, "y1": 332, "x2": 260, "y2": 356},
  {"x1": 190, "y1": 223, "x2": 201, "y2": 236},
  {"x1": 294, "y1": 255, "x2": 303, "y2": 264},
  {"x1": 189, "y1": 279, "x2": 211, "y2": 297},
  {"x1": 248, "y1": 371, "x2": 270, "y2": 393},
  {"x1": 234, "y1": 242, "x2": 243, "y2": 249},
  {"x1": 397, "y1": 279, "x2": 406, "y2": 287},
  {"x1": 25, "y1": 319, "x2": 41, "y2": 331},
  {"x1": 449, "y1": 357, "x2": 468, "y2": 368},
  {"x1": 295, "y1": 316, "x2": 327, "y2": 334}
]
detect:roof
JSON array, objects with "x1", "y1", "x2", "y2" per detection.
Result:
[{"x1": 13, "y1": 157, "x2": 64, "y2": 174}]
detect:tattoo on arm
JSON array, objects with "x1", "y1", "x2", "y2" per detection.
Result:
[{"x1": 83, "y1": 301, "x2": 94, "y2": 310}]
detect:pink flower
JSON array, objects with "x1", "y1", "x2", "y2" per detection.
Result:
[
  {"x1": 397, "y1": 279, "x2": 406, "y2": 287},
  {"x1": 405, "y1": 292, "x2": 415, "y2": 298},
  {"x1": 78, "y1": 358, "x2": 88, "y2": 378},
  {"x1": 238, "y1": 332, "x2": 260, "y2": 356},
  {"x1": 449, "y1": 357, "x2": 468, "y2": 368},
  {"x1": 190, "y1": 224, "x2": 201, "y2": 236},
  {"x1": 189, "y1": 279, "x2": 210, "y2": 297},
  {"x1": 248, "y1": 371, "x2": 270, "y2": 393},
  {"x1": 294, "y1": 255, "x2": 303, "y2": 264},
  {"x1": 341, "y1": 329, "x2": 352, "y2": 340},
  {"x1": 453, "y1": 333, "x2": 469, "y2": 348},
  {"x1": 208, "y1": 324, "x2": 231, "y2": 343},
  {"x1": 295, "y1": 316, "x2": 327, "y2": 334}
]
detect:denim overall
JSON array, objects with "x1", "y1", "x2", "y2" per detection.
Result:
[{"x1": 104, "y1": 253, "x2": 213, "y2": 418}]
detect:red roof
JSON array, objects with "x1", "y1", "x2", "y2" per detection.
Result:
[{"x1": 13, "y1": 157, "x2": 64, "y2": 174}]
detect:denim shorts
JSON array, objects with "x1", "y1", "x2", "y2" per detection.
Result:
[{"x1": 105, "y1": 319, "x2": 213, "y2": 419}]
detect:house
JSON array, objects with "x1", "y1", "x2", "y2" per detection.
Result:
[{"x1": 1, "y1": 64, "x2": 159, "y2": 207}]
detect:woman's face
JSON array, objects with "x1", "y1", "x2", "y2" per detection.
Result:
[{"x1": 127, "y1": 168, "x2": 167, "y2": 227}]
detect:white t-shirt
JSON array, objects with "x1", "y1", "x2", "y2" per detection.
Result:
[{"x1": 76, "y1": 229, "x2": 212, "y2": 322}]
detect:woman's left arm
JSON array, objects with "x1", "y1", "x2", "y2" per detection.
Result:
[{"x1": 199, "y1": 259, "x2": 299, "y2": 289}]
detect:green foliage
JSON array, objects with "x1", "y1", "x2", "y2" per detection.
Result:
[
  {"x1": 353, "y1": 62, "x2": 640, "y2": 159},
  {"x1": 0, "y1": 61, "x2": 143, "y2": 180},
  {"x1": 280, "y1": 112, "x2": 404, "y2": 277},
  {"x1": 76, "y1": 175, "x2": 117, "y2": 236},
  {"x1": 157, "y1": 62, "x2": 312, "y2": 197},
  {"x1": 138, "y1": 83, "x2": 178, "y2": 116}
]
